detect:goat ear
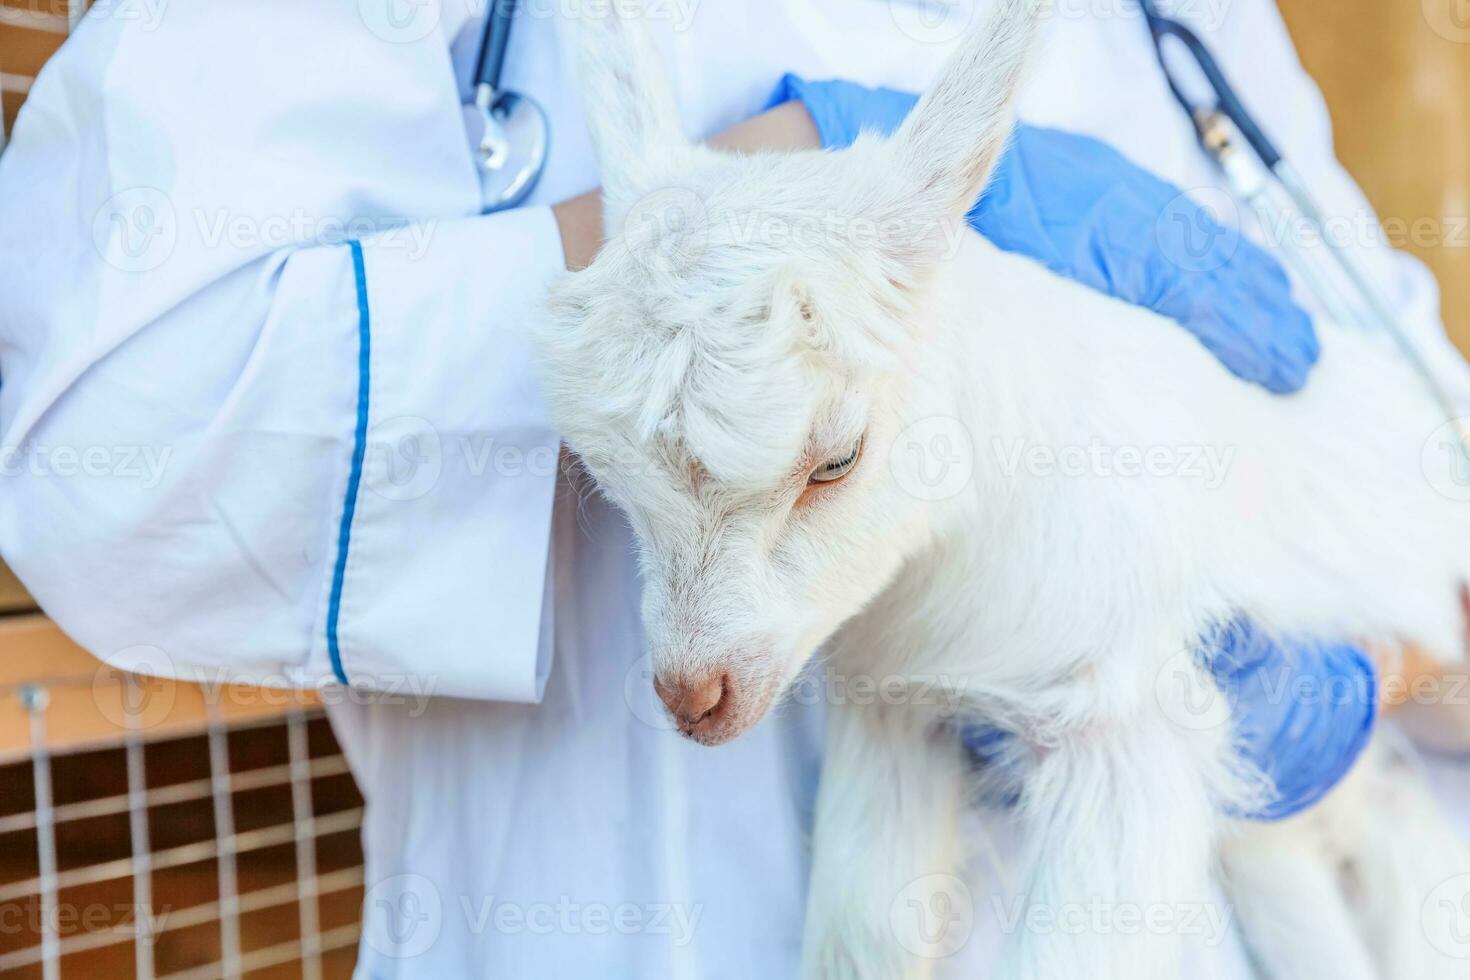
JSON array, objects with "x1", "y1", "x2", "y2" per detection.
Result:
[
  {"x1": 575, "y1": 0, "x2": 688, "y2": 205},
  {"x1": 886, "y1": 0, "x2": 1045, "y2": 228}
]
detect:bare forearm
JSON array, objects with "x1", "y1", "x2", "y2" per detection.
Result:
[
  {"x1": 1369, "y1": 587, "x2": 1470, "y2": 713},
  {"x1": 552, "y1": 100, "x2": 820, "y2": 270}
]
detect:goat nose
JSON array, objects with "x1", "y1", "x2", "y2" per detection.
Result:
[{"x1": 654, "y1": 672, "x2": 726, "y2": 729}]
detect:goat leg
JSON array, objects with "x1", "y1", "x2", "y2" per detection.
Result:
[
  {"x1": 996, "y1": 677, "x2": 1236, "y2": 980},
  {"x1": 801, "y1": 700, "x2": 969, "y2": 980}
]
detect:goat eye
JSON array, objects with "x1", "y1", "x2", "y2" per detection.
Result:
[{"x1": 809, "y1": 439, "x2": 863, "y2": 485}]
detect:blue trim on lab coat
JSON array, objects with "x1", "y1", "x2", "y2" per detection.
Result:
[{"x1": 326, "y1": 240, "x2": 371, "y2": 686}]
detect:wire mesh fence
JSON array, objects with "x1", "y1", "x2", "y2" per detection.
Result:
[{"x1": 0, "y1": 668, "x2": 365, "y2": 980}]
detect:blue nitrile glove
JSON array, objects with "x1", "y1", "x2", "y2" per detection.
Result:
[
  {"x1": 1204, "y1": 619, "x2": 1376, "y2": 820},
  {"x1": 960, "y1": 621, "x2": 1377, "y2": 821},
  {"x1": 768, "y1": 75, "x2": 1319, "y2": 394}
]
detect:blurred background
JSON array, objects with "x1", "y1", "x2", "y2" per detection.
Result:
[
  {"x1": 1278, "y1": 0, "x2": 1470, "y2": 356},
  {"x1": 2, "y1": 0, "x2": 1468, "y2": 977}
]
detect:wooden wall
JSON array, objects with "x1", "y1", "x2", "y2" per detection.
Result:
[
  {"x1": 0, "y1": 1, "x2": 70, "y2": 141},
  {"x1": 1279, "y1": 0, "x2": 1470, "y2": 354}
]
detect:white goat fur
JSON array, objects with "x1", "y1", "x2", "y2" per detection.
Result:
[{"x1": 535, "y1": 1, "x2": 1470, "y2": 976}]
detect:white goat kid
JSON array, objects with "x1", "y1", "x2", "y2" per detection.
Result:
[{"x1": 534, "y1": 1, "x2": 1470, "y2": 977}]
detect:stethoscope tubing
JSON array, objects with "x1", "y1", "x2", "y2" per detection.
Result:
[
  {"x1": 476, "y1": 0, "x2": 519, "y2": 92},
  {"x1": 1139, "y1": 0, "x2": 1281, "y2": 169},
  {"x1": 1142, "y1": 0, "x2": 1470, "y2": 455}
]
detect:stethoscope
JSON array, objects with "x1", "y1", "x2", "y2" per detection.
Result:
[
  {"x1": 1140, "y1": 0, "x2": 1470, "y2": 458},
  {"x1": 463, "y1": 0, "x2": 549, "y2": 213}
]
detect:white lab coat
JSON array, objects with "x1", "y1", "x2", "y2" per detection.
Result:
[{"x1": 1, "y1": 0, "x2": 1466, "y2": 977}]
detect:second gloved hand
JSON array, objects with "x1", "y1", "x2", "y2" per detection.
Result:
[{"x1": 769, "y1": 75, "x2": 1319, "y2": 394}]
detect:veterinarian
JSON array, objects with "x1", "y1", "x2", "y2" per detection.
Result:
[{"x1": 0, "y1": 0, "x2": 1459, "y2": 975}]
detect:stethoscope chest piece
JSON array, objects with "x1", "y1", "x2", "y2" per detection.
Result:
[
  {"x1": 463, "y1": 85, "x2": 549, "y2": 213},
  {"x1": 464, "y1": 0, "x2": 549, "y2": 213}
]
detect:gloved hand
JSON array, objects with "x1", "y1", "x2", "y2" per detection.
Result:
[
  {"x1": 770, "y1": 76, "x2": 1371, "y2": 821},
  {"x1": 768, "y1": 75, "x2": 1319, "y2": 394},
  {"x1": 961, "y1": 622, "x2": 1377, "y2": 821},
  {"x1": 1205, "y1": 619, "x2": 1376, "y2": 820}
]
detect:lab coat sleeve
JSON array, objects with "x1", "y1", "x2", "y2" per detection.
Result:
[{"x1": 0, "y1": 3, "x2": 563, "y2": 701}]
